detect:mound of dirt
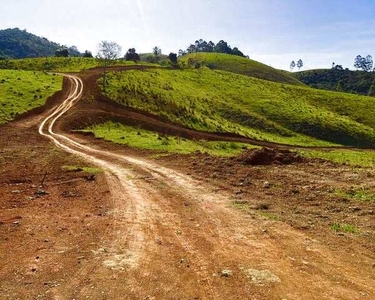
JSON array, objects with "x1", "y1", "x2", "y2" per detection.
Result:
[{"x1": 236, "y1": 147, "x2": 305, "y2": 165}]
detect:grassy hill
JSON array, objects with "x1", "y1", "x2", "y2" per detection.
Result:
[
  {"x1": 102, "y1": 68, "x2": 375, "y2": 147},
  {"x1": 0, "y1": 57, "x2": 151, "y2": 72},
  {"x1": 179, "y1": 52, "x2": 303, "y2": 86},
  {"x1": 294, "y1": 68, "x2": 375, "y2": 96},
  {"x1": 0, "y1": 69, "x2": 62, "y2": 123},
  {"x1": 0, "y1": 28, "x2": 81, "y2": 59}
]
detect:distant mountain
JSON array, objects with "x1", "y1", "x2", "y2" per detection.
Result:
[{"x1": 0, "y1": 28, "x2": 81, "y2": 59}]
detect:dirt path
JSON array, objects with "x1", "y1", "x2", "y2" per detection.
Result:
[{"x1": 24, "y1": 73, "x2": 374, "y2": 299}]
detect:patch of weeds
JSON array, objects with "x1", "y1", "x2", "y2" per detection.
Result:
[
  {"x1": 259, "y1": 211, "x2": 280, "y2": 221},
  {"x1": 62, "y1": 165, "x2": 102, "y2": 174},
  {"x1": 335, "y1": 187, "x2": 375, "y2": 202},
  {"x1": 331, "y1": 222, "x2": 359, "y2": 234}
]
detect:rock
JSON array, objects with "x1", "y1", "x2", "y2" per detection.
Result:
[
  {"x1": 349, "y1": 206, "x2": 361, "y2": 212},
  {"x1": 35, "y1": 189, "x2": 49, "y2": 197},
  {"x1": 263, "y1": 181, "x2": 271, "y2": 189},
  {"x1": 221, "y1": 270, "x2": 232, "y2": 277},
  {"x1": 11, "y1": 190, "x2": 21, "y2": 194}
]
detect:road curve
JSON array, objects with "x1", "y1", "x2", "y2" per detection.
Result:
[{"x1": 36, "y1": 74, "x2": 375, "y2": 300}]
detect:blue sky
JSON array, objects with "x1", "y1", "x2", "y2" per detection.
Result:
[{"x1": 1, "y1": 0, "x2": 375, "y2": 70}]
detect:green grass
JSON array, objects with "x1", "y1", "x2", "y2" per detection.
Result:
[
  {"x1": 0, "y1": 69, "x2": 62, "y2": 123},
  {"x1": 179, "y1": 52, "x2": 303, "y2": 86},
  {"x1": 82, "y1": 121, "x2": 252, "y2": 156},
  {"x1": 335, "y1": 188, "x2": 375, "y2": 202},
  {"x1": 259, "y1": 211, "x2": 280, "y2": 221},
  {"x1": 331, "y1": 223, "x2": 359, "y2": 234},
  {"x1": 62, "y1": 165, "x2": 102, "y2": 174},
  {"x1": 299, "y1": 149, "x2": 375, "y2": 167},
  {"x1": 0, "y1": 57, "x2": 155, "y2": 72},
  {"x1": 103, "y1": 68, "x2": 375, "y2": 147}
]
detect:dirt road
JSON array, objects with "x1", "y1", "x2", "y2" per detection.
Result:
[{"x1": 1, "y1": 73, "x2": 374, "y2": 299}]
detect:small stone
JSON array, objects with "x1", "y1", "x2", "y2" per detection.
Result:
[
  {"x1": 221, "y1": 270, "x2": 232, "y2": 277},
  {"x1": 11, "y1": 190, "x2": 21, "y2": 194},
  {"x1": 35, "y1": 190, "x2": 49, "y2": 197},
  {"x1": 263, "y1": 181, "x2": 271, "y2": 189},
  {"x1": 349, "y1": 206, "x2": 361, "y2": 212}
]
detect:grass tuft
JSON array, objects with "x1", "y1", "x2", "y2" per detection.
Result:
[{"x1": 331, "y1": 223, "x2": 359, "y2": 234}]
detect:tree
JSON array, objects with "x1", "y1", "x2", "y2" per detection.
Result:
[
  {"x1": 290, "y1": 60, "x2": 296, "y2": 71},
  {"x1": 354, "y1": 55, "x2": 373, "y2": 71},
  {"x1": 186, "y1": 44, "x2": 196, "y2": 54},
  {"x1": 333, "y1": 64, "x2": 343, "y2": 71},
  {"x1": 97, "y1": 40, "x2": 122, "y2": 92},
  {"x1": 83, "y1": 50, "x2": 93, "y2": 58},
  {"x1": 55, "y1": 47, "x2": 69, "y2": 57},
  {"x1": 354, "y1": 55, "x2": 362, "y2": 69},
  {"x1": 153, "y1": 46, "x2": 162, "y2": 60},
  {"x1": 178, "y1": 49, "x2": 186, "y2": 56},
  {"x1": 125, "y1": 48, "x2": 140, "y2": 62},
  {"x1": 365, "y1": 55, "x2": 373, "y2": 71},
  {"x1": 232, "y1": 47, "x2": 244, "y2": 57},
  {"x1": 168, "y1": 52, "x2": 178, "y2": 65},
  {"x1": 214, "y1": 40, "x2": 232, "y2": 54},
  {"x1": 297, "y1": 59, "x2": 304, "y2": 70}
]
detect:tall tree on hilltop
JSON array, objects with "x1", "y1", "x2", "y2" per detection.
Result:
[
  {"x1": 290, "y1": 60, "x2": 296, "y2": 71},
  {"x1": 153, "y1": 46, "x2": 162, "y2": 61},
  {"x1": 365, "y1": 55, "x2": 373, "y2": 71},
  {"x1": 297, "y1": 59, "x2": 304, "y2": 70},
  {"x1": 354, "y1": 55, "x2": 373, "y2": 71},
  {"x1": 232, "y1": 47, "x2": 244, "y2": 57},
  {"x1": 214, "y1": 40, "x2": 232, "y2": 54},
  {"x1": 97, "y1": 40, "x2": 122, "y2": 92}
]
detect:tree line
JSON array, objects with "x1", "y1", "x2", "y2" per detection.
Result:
[{"x1": 178, "y1": 39, "x2": 247, "y2": 58}]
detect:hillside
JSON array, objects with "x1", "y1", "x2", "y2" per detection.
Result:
[
  {"x1": 139, "y1": 53, "x2": 169, "y2": 63},
  {"x1": 294, "y1": 68, "x2": 375, "y2": 96},
  {"x1": 103, "y1": 68, "x2": 375, "y2": 147},
  {"x1": 0, "y1": 28, "x2": 81, "y2": 58},
  {"x1": 0, "y1": 69, "x2": 62, "y2": 123},
  {"x1": 179, "y1": 52, "x2": 303, "y2": 86}
]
